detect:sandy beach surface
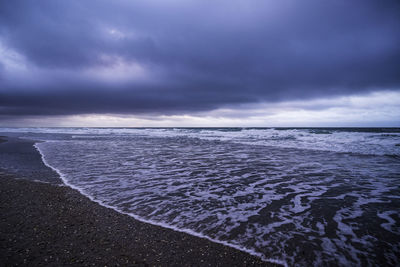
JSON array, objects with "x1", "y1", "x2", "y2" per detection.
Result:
[{"x1": 0, "y1": 136, "x2": 276, "y2": 266}]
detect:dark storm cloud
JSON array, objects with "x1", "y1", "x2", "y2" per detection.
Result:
[{"x1": 0, "y1": 0, "x2": 399, "y2": 117}]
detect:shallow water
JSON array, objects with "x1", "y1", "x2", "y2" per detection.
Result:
[{"x1": 2, "y1": 127, "x2": 400, "y2": 266}]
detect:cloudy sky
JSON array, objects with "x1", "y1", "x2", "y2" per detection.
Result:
[{"x1": 0, "y1": 0, "x2": 399, "y2": 127}]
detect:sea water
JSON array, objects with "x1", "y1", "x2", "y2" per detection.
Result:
[{"x1": 1, "y1": 127, "x2": 399, "y2": 266}]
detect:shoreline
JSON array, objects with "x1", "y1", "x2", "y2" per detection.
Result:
[{"x1": 0, "y1": 136, "x2": 278, "y2": 266}]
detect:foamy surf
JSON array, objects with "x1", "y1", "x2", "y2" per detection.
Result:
[{"x1": 34, "y1": 142, "x2": 287, "y2": 266}]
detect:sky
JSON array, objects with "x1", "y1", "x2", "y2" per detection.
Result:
[{"x1": 0, "y1": 0, "x2": 399, "y2": 127}]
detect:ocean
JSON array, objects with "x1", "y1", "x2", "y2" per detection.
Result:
[{"x1": 1, "y1": 127, "x2": 399, "y2": 266}]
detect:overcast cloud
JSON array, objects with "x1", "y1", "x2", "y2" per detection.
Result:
[{"x1": 0, "y1": 0, "x2": 399, "y2": 125}]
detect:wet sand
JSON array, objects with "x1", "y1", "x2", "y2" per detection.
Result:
[{"x1": 0, "y1": 136, "x2": 277, "y2": 266}]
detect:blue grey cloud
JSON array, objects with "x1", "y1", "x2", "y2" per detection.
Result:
[{"x1": 0, "y1": 0, "x2": 399, "y2": 117}]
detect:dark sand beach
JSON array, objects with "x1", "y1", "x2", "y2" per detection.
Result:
[{"x1": 0, "y1": 136, "x2": 275, "y2": 266}]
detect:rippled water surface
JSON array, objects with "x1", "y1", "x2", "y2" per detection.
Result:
[{"x1": 2, "y1": 128, "x2": 400, "y2": 266}]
